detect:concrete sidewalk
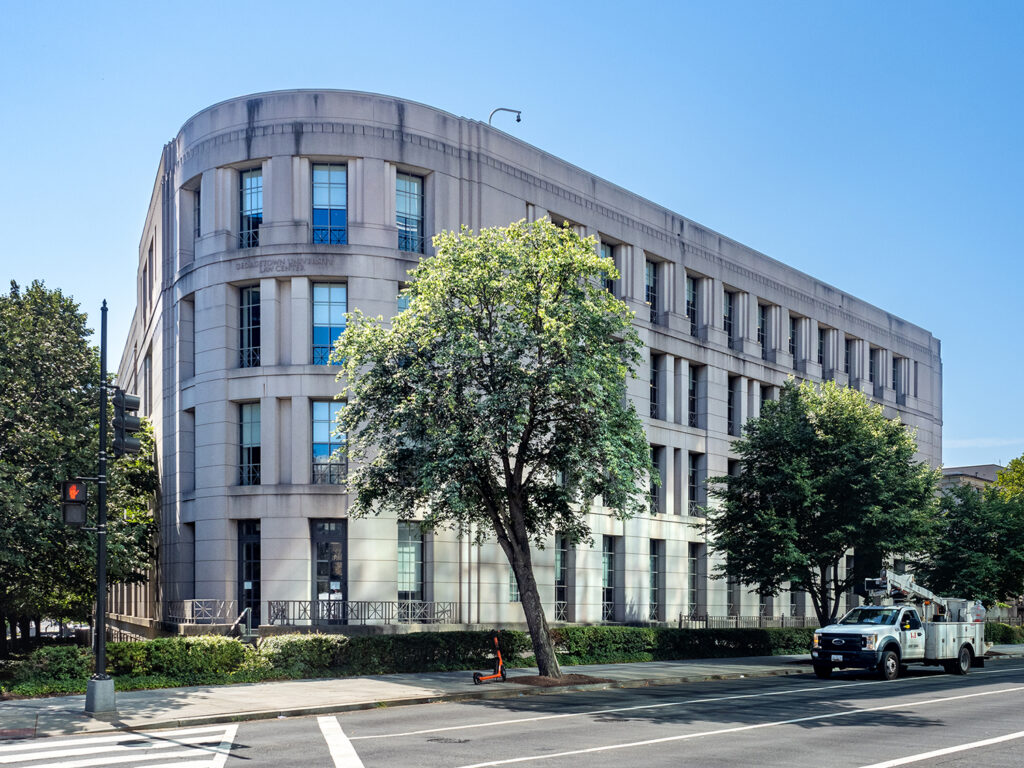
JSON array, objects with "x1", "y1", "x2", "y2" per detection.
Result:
[{"x1": 3, "y1": 646, "x2": 1023, "y2": 740}]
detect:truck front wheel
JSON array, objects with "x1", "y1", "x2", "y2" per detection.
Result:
[
  {"x1": 879, "y1": 650, "x2": 900, "y2": 681},
  {"x1": 813, "y1": 664, "x2": 832, "y2": 679},
  {"x1": 944, "y1": 645, "x2": 971, "y2": 675}
]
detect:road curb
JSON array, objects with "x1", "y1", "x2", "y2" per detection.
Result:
[{"x1": 35, "y1": 664, "x2": 816, "y2": 738}]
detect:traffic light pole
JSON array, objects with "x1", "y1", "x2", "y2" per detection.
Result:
[{"x1": 85, "y1": 300, "x2": 115, "y2": 715}]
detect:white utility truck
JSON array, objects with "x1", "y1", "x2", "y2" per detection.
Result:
[{"x1": 811, "y1": 569, "x2": 988, "y2": 680}]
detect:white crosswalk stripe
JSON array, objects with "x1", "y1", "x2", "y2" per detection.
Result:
[{"x1": 0, "y1": 724, "x2": 237, "y2": 768}]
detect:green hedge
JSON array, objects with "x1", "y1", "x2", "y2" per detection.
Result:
[
  {"x1": 5, "y1": 626, "x2": 814, "y2": 697},
  {"x1": 985, "y1": 622, "x2": 1024, "y2": 644},
  {"x1": 106, "y1": 636, "x2": 247, "y2": 680},
  {"x1": 552, "y1": 626, "x2": 814, "y2": 665}
]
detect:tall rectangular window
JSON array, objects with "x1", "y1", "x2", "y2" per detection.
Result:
[
  {"x1": 645, "y1": 260, "x2": 658, "y2": 324},
  {"x1": 240, "y1": 169, "x2": 262, "y2": 249},
  {"x1": 845, "y1": 339, "x2": 853, "y2": 375},
  {"x1": 891, "y1": 357, "x2": 899, "y2": 391},
  {"x1": 688, "y1": 452, "x2": 702, "y2": 515},
  {"x1": 312, "y1": 283, "x2": 347, "y2": 365},
  {"x1": 723, "y1": 290, "x2": 735, "y2": 338},
  {"x1": 649, "y1": 354, "x2": 660, "y2": 419},
  {"x1": 649, "y1": 540, "x2": 664, "y2": 622},
  {"x1": 788, "y1": 316, "x2": 797, "y2": 358},
  {"x1": 396, "y1": 172, "x2": 424, "y2": 253},
  {"x1": 239, "y1": 285, "x2": 261, "y2": 368},
  {"x1": 555, "y1": 533, "x2": 570, "y2": 621},
  {"x1": 757, "y1": 304, "x2": 767, "y2": 359},
  {"x1": 239, "y1": 403, "x2": 261, "y2": 486},
  {"x1": 650, "y1": 445, "x2": 663, "y2": 514},
  {"x1": 143, "y1": 352, "x2": 152, "y2": 417},
  {"x1": 688, "y1": 365, "x2": 699, "y2": 428},
  {"x1": 686, "y1": 275, "x2": 698, "y2": 336},
  {"x1": 602, "y1": 536, "x2": 617, "y2": 621},
  {"x1": 600, "y1": 242, "x2": 615, "y2": 294},
  {"x1": 397, "y1": 521, "x2": 423, "y2": 603},
  {"x1": 193, "y1": 189, "x2": 201, "y2": 241},
  {"x1": 869, "y1": 349, "x2": 877, "y2": 384},
  {"x1": 688, "y1": 542, "x2": 703, "y2": 618},
  {"x1": 817, "y1": 327, "x2": 826, "y2": 366},
  {"x1": 312, "y1": 401, "x2": 345, "y2": 484},
  {"x1": 727, "y1": 375, "x2": 738, "y2": 436},
  {"x1": 312, "y1": 163, "x2": 348, "y2": 244},
  {"x1": 509, "y1": 568, "x2": 520, "y2": 602},
  {"x1": 727, "y1": 572, "x2": 740, "y2": 617}
]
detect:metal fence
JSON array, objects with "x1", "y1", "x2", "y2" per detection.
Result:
[
  {"x1": 266, "y1": 599, "x2": 458, "y2": 626},
  {"x1": 165, "y1": 600, "x2": 238, "y2": 624},
  {"x1": 678, "y1": 614, "x2": 820, "y2": 629}
]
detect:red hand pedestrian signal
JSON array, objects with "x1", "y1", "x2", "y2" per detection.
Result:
[
  {"x1": 61, "y1": 480, "x2": 88, "y2": 527},
  {"x1": 62, "y1": 480, "x2": 87, "y2": 503}
]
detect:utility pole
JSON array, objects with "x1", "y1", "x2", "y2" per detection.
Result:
[{"x1": 85, "y1": 300, "x2": 115, "y2": 715}]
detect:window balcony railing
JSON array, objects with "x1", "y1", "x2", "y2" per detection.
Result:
[
  {"x1": 267, "y1": 599, "x2": 458, "y2": 626},
  {"x1": 165, "y1": 599, "x2": 238, "y2": 624}
]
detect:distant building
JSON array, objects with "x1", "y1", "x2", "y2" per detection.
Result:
[
  {"x1": 941, "y1": 465, "x2": 1003, "y2": 493},
  {"x1": 107, "y1": 90, "x2": 943, "y2": 638}
]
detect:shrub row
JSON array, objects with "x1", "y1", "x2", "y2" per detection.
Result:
[
  {"x1": 551, "y1": 626, "x2": 814, "y2": 665},
  {"x1": 4, "y1": 625, "x2": 813, "y2": 696},
  {"x1": 985, "y1": 622, "x2": 1024, "y2": 644}
]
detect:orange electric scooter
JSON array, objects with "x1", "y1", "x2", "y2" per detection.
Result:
[{"x1": 473, "y1": 634, "x2": 507, "y2": 684}]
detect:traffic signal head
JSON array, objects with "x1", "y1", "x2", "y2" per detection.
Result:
[
  {"x1": 113, "y1": 388, "x2": 142, "y2": 457},
  {"x1": 62, "y1": 480, "x2": 88, "y2": 527}
]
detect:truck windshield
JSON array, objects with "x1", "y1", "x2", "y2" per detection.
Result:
[{"x1": 838, "y1": 608, "x2": 900, "y2": 625}]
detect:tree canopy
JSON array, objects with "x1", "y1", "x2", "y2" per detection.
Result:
[
  {"x1": 334, "y1": 219, "x2": 651, "y2": 676},
  {"x1": 993, "y1": 455, "x2": 1024, "y2": 501},
  {"x1": 0, "y1": 280, "x2": 156, "y2": 653},
  {"x1": 912, "y1": 484, "x2": 1024, "y2": 607},
  {"x1": 707, "y1": 379, "x2": 939, "y2": 626}
]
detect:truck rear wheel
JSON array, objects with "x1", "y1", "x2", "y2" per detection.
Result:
[
  {"x1": 944, "y1": 645, "x2": 971, "y2": 675},
  {"x1": 813, "y1": 664, "x2": 833, "y2": 679},
  {"x1": 879, "y1": 650, "x2": 900, "y2": 681}
]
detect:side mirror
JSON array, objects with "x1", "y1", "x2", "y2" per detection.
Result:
[{"x1": 902, "y1": 623, "x2": 911, "y2": 630}]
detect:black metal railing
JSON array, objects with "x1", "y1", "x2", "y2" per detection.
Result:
[
  {"x1": 267, "y1": 599, "x2": 458, "y2": 626},
  {"x1": 677, "y1": 614, "x2": 819, "y2": 629}
]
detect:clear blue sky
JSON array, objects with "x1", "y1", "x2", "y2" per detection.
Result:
[{"x1": 1, "y1": 1, "x2": 1021, "y2": 468}]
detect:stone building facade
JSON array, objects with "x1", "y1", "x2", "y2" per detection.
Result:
[{"x1": 110, "y1": 90, "x2": 942, "y2": 635}]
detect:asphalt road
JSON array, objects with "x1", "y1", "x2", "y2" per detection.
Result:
[{"x1": 3, "y1": 661, "x2": 1024, "y2": 767}]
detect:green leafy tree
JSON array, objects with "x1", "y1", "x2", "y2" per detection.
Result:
[
  {"x1": 334, "y1": 219, "x2": 652, "y2": 677},
  {"x1": 0, "y1": 281, "x2": 156, "y2": 655},
  {"x1": 993, "y1": 455, "x2": 1024, "y2": 501},
  {"x1": 707, "y1": 379, "x2": 939, "y2": 627},
  {"x1": 912, "y1": 484, "x2": 1024, "y2": 606}
]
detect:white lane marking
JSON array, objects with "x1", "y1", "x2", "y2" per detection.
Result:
[
  {"x1": 0, "y1": 748, "x2": 211, "y2": 768},
  {"x1": 857, "y1": 729, "x2": 1024, "y2": 768},
  {"x1": 0, "y1": 726, "x2": 228, "y2": 753},
  {"x1": 0, "y1": 724, "x2": 235, "y2": 768},
  {"x1": 351, "y1": 664, "x2": 1024, "y2": 741},
  {"x1": 455, "y1": 685, "x2": 1024, "y2": 767},
  {"x1": 0, "y1": 731, "x2": 225, "y2": 763},
  {"x1": 318, "y1": 716, "x2": 365, "y2": 768},
  {"x1": 209, "y1": 723, "x2": 237, "y2": 768}
]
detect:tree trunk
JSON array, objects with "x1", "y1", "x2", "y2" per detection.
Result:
[
  {"x1": 18, "y1": 616, "x2": 31, "y2": 651},
  {"x1": 0, "y1": 612, "x2": 7, "y2": 658},
  {"x1": 511, "y1": 556, "x2": 562, "y2": 678}
]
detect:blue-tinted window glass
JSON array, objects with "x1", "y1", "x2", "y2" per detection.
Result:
[
  {"x1": 240, "y1": 169, "x2": 262, "y2": 248},
  {"x1": 312, "y1": 164, "x2": 347, "y2": 245},
  {"x1": 312, "y1": 401, "x2": 345, "y2": 484},
  {"x1": 397, "y1": 173, "x2": 424, "y2": 253},
  {"x1": 312, "y1": 283, "x2": 347, "y2": 364}
]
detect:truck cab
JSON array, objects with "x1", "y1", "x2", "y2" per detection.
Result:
[{"x1": 811, "y1": 604, "x2": 981, "y2": 680}]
